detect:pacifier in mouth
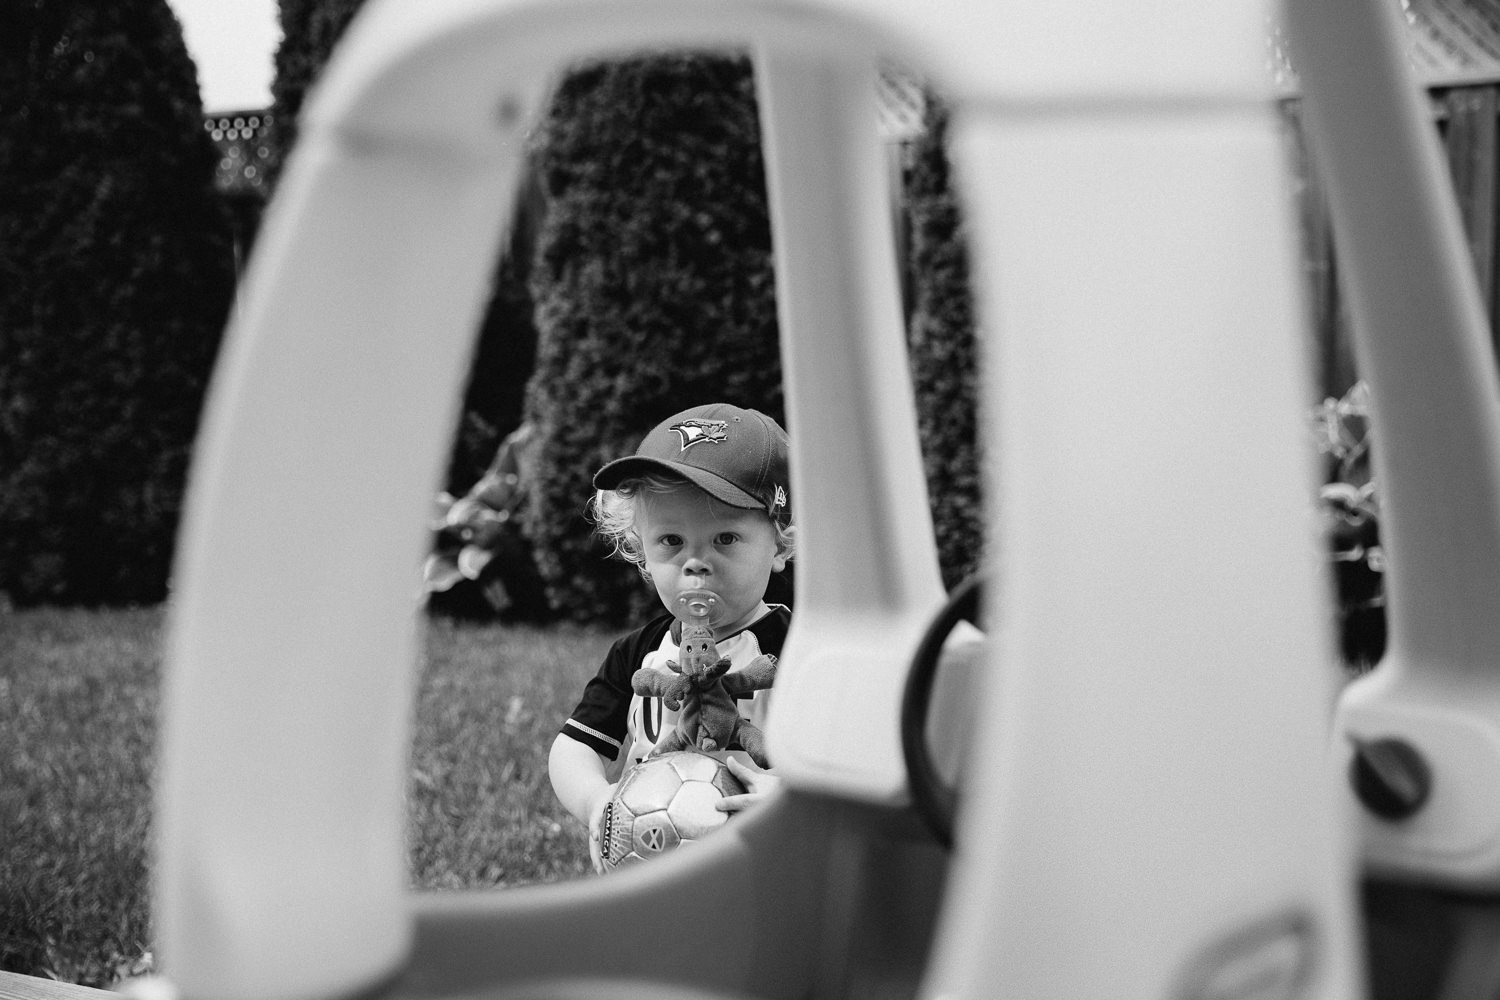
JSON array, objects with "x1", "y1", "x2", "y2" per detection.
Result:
[{"x1": 675, "y1": 588, "x2": 721, "y2": 622}]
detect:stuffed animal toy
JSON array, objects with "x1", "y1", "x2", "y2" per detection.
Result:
[{"x1": 631, "y1": 590, "x2": 777, "y2": 767}]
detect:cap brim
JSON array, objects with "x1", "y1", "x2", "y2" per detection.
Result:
[{"x1": 592, "y1": 456, "x2": 763, "y2": 509}]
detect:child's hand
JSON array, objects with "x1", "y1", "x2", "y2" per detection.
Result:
[
  {"x1": 716, "y1": 755, "x2": 781, "y2": 813},
  {"x1": 586, "y1": 783, "x2": 616, "y2": 872}
]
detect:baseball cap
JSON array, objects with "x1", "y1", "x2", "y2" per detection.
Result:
[{"x1": 593, "y1": 403, "x2": 791, "y2": 521}]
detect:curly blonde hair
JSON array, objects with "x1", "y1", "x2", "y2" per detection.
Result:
[{"x1": 590, "y1": 471, "x2": 795, "y2": 579}]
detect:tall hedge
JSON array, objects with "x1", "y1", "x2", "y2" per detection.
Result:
[
  {"x1": 442, "y1": 172, "x2": 544, "y2": 493},
  {"x1": 0, "y1": 0, "x2": 236, "y2": 605},
  {"x1": 521, "y1": 54, "x2": 784, "y2": 623},
  {"x1": 901, "y1": 95, "x2": 983, "y2": 589},
  {"x1": 265, "y1": 0, "x2": 363, "y2": 190}
]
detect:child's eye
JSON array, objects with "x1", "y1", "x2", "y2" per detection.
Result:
[
  {"x1": 714, "y1": 533, "x2": 739, "y2": 546},
  {"x1": 658, "y1": 534, "x2": 683, "y2": 547}
]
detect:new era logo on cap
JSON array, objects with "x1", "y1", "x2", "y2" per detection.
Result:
[{"x1": 594, "y1": 403, "x2": 790, "y2": 519}]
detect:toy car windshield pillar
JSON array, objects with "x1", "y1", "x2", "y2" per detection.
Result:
[
  {"x1": 1290, "y1": 0, "x2": 1500, "y2": 889},
  {"x1": 917, "y1": 0, "x2": 1364, "y2": 996},
  {"x1": 756, "y1": 44, "x2": 949, "y2": 801}
]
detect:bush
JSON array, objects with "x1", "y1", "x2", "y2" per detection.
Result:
[
  {"x1": 442, "y1": 171, "x2": 545, "y2": 494},
  {"x1": 265, "y1": 0, "x2": 366, "y2": 189},
  {"x1": 901, "y1": 94, "x2": 983, "y2": 589},
  {"x1": 0, "y1": 0, "x2": 236, "y2": 605},
  {"x1": 521, "y1": 53, "x2": 784, "y2": 624}
]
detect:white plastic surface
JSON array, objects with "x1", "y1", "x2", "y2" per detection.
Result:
[
  {"x1": 156, "y1": 82, "x2": 525, "y2": 1000},
  {"x1": 1289, "y1": 0, "x2": 1500, "y2": 888},
  {"x1": 755, "y1": 48, "x2": 948, "y2": 801},
  {"x1": 293, "y1": 0, "x2": 1275, "y2": 151},
  {"x1": 916, "y1": 112, "x2": 1360, "y2": 1000},
  {"x1": 157, "y1": 5, "x2": 940, "y2": 996},
  {"x1": 916, "y1": 1, "x2": 1363, "y2": 998},
  {"x1": 155, "y1": 1, "x2": 1364, "y2": 999}
]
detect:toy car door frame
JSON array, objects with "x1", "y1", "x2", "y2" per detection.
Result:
[{"x1": 153, "y1": 2, "x2": 1367, "y2": 1000}]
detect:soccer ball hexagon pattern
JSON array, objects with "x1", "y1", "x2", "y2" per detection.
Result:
[{"x1": 597, "y1": 749, "x2": 748, "y2": 872}]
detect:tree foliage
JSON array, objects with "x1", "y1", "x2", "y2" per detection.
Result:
[
  {"x1": 521, "y1": 54, "x2": 784, "y2": 622},
  {"x1": 901, "y1": 94, "x2": 983, "y2": 589},
  {"x1": 0, "y1": 0, "x2": 236, "y2": 604},
  {"x1": 443, "y1": 173, "x2": 545, "y2": 494},
  {"x1": 265, "y1": 0, "x2": 365, "y2": 188}
]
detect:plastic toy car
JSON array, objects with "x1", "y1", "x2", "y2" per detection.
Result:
[{"x1": 48, "y1": 1, "x2": 1500, "y2": 999}]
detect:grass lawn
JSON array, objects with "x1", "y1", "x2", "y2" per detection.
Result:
[{"x1": 1, "y1": 606, "x2": 612, "y2": 987}]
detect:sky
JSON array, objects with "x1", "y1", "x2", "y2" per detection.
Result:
[{"x1": 168, "y1": 0, "x2": 281, "y2": 113}]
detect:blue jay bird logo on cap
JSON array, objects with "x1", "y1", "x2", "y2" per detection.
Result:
[{"x1": 669, "y1": 419, "x2": 729, "y2": 451}]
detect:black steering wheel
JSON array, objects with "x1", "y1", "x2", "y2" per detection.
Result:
[{"x1": 900, "y1": 574, "x2": 984, "y2": 848}]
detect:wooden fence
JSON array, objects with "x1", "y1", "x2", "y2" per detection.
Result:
[{"x1": 1285, "y1": 85, "x2": 1500, "y2": 401}]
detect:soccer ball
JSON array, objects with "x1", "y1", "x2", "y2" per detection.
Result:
[{"x1": 596, "y1": 749, "x2": 747, "y2": 873}]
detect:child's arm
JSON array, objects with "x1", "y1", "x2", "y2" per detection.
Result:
[
  {"x1": 548, "y1": 734, "x2": 617, "y2": 871},
  {"x1": 548, "y1": 733, "x2": 615, "y2": 825}
]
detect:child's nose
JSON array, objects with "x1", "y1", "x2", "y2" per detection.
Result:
[{"x1": 682, "y1": 554, "x2": 711, "y2": 576}]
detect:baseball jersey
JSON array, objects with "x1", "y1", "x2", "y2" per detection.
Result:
[{"x1": 560, "y1": 604, "x2": 791, "y2": 780}]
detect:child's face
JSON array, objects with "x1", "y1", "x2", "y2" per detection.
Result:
[{"x1": 634, "y1": 486, "x2": 788, "y2": 638}]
